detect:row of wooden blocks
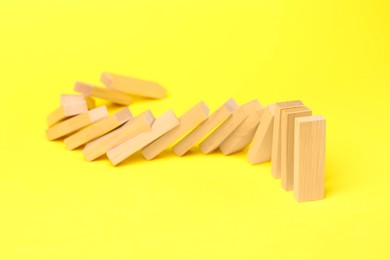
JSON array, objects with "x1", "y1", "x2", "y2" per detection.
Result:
[{"x1": 46, "y1": 73, "x2": 325, "y2": 202}]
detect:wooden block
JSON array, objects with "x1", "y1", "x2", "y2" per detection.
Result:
[
  {"x1": 280, "y1": 107, "x2": 312, "y2": 191},
  {"x1": 219, "y1": 109, "x2": 264, "y2": 155},
  {"x1": 199, "y1": 100, "x2": 262, "y2": 154},
  {"x1": 142, "y1": 102, "x2": 209, "y2": 160},
  {"x1": 173, "y1": 98, "x2": 239, "y2": 156},
  {"x1": 101, "y1": 72, "x2": 166, "y2": 99},
  {"x1": 47, "y1": 94, "x2": 88, "y2": 127},
  {"x1": 83, "y1": 110, "x2": 154, "y2": 161},
  {"x1": 107, "y1": 111, "x2": 179, "y2": 166},
  {"x1": 74, "y1": 81, "x2": 133, "y2": 105},
  {"x1": 64, "y1": 107, "x2": 133, "y2": 150},
  {"x1": 294, "y1": 116, "x2": 326, "y2": 202},
  {"x1": 61, "y1": 94, "x2": 95, "y2": 109},
  {"x1": 247, "y1": 104, "x2": 276, "y2": 164},
  {"x1": 271, "y1": 100, "x2": 304, "y2": 178},
  {"x1": 46, "y1": 106, "x2": 108, "y2": 141}
]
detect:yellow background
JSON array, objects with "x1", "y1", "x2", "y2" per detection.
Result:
[{"x1": 1, "y1": 0, "x2": 390, "y2": 259}]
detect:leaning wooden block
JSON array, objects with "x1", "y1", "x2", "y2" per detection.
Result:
[
  {"x1": 107, "y1": 111, "x2": 179, "y2": 166},
  {"x1": 294, "y1": 116, "x2": 326, "y2": 202},
  {"x1": 219, "y1": 109, "x2": 264, "y2": 155},
  {"x1": 47, "y1": 94, "x2": 88, "y2": 127},
  {"x1": 46, "y1": 106, "x2": 108, "y2": 141},
  {"x1": 74, "y1": 81, "x2": 133, "y2": 105},
  {"x1": 173, "y1": 98, "x2": 239, "y2": 156},
  {"x1": 83, "y1": 110, "x2": 154, "y2": 161},
  {"x1": 142, "y1": 102, "x2": 209, "y2": 160},
  {"x1": 280, "y1": 106, "x2": 312, "y2": 191},
  {"x1": 64, "y1": 107, "x2": 133, "y2": 150},
  {"x1": 271, "y1": 100, "x2": 304, "y2": 178},
  {"x1": 199, "y1": 100, "x2": 262, "y2": 154},
  {"x1": 247, "y1": 104, "x2": 276, "y2": 164},
  {"x1": 101, "y1": 72, "x2": 166, "y2": 99}
]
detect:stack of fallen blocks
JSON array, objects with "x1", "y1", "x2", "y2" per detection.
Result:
[{"x1": 46, "y1": 72, "x2": 326, "y2": 203}]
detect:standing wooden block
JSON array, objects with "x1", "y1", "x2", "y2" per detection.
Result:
[
  {"x1": 247, "y1": 104, "x2": 276, "y2": 164},
  {"x1": 47, "y1": 94, "x2": 88, "y2": 127},
  {"x1": 294, "y1": 116, "x2": 326, "y2": 202},
  {"x1": 199, "y1": 100, "x2": 262, "y2": 154},
  {"x1": 173, "y1": 98, "x2": 239, "y2": 156},
  {"x1": 46, "y1": 106, "x2": 108, "y2": 141},
  {"x1": 64, "y1": 107, "x2": 133, "y2": 150},
  {"x1": 74, "y1": 82, "x2": 133, "y2": 105},
  {"x1": 219, "y1": 109, "x2": 264, "y2": 155},
  {"x1": 280, "y1": 107, "x2": 312, "y2": 191},
  {"x1": 83, "y1": 110, "x2": 154, "y2": 161},
  {"x1": 141, "y1": 102, "x2": 209, "y2": 160},
  {"x1": 101, "y1": 72, "x2": 166, "y2": 99},
  {"x1": 271, "y1": 100, "x2": 303, "y2": 178},
  {"x1": 107, "y1": 111, "x2": 179, "y2": 166}
]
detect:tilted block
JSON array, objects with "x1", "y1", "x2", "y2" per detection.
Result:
[{"x1": 47, "y1": 94, "x2": 88, "y2": 127}]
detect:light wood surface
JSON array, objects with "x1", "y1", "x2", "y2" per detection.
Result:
[
  {"x1": 107, "y1": 111, "x2": 179, "y2": 166},
  {"x1": 173, "y1": 98, "x2": 239, "y2": 156},
  {"x1": 141, "y1": 102, "x2": 209, "y2": 160},
  {"x1": 47, "y1": 94, "x2": 88, "y2": 127},
  {"x1": 294, "y1": 116, "x2": 326, "y2": 202}
]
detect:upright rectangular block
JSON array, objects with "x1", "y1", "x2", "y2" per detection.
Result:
[
  {"x1": 74, "y1": 82, "x2": 133, "y2": 105},
  {"x1": 47, "y1": 94, "x2": 88, "y2": 127},
  {"x1": 101, "y1": 72, "x2": 166, "y2": 99},
  {"x1": 141, "y1": 102, "x2": 209, "y2": 160},
  {"x1": 173, "y1": 98, "x2": 239, "y2": 156},
  {"x1": 107, "y1": 111, "x2": 179, "y2": 166},
  {"x1": 294, "y1": 116, "x2": 326, "y2": 202},
  {"x1": 280, "y1": 106, "x2": 312, "y2": 191},
  {"x1": 199, "y1": 100, "x2": 262, "y2": 154},
  {"x1": 271, "y1": 100, "x2": 303, "y2": 178}
]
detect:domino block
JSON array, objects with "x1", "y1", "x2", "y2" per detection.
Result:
[
  {"x1": 83, "y1": 110, "x2": 154, "y2": 161},
  {"x1": 280, "y1": 106, "x2": 312, "y2": 191},
  {"x1": 74, "y1": 82, "x2": 133, "y2": 105},
  {"x1": 141, "y1": 102, "x2": 209, "y2": 160},
  {"x1": 46, "y1": 106, "x2": 108, "y2": 141},
  {"x1": 199, "y1": 100, "x2": 262, "y2": 154},
  {"x1": 173, "y1": 98, "x2": 239, "y2": 156},
  {"x1": 107, "y1": 111, "x2": 179, "y2": 166},
  {"x1": 64, "y1": 107, "x2": 133, "y2": 150},
  {"x1": 47, "y1": 94, "x2": 88, "y2": 127},
  {"x1": 294, "y1": 116, "x2": 326, "y2": 202},
  {"x1": 219, "y1": 109, "x2": 264, "y2": 155},
  {"x1": 101, "y1": 72, "x2": 166, "y2": 99},
  {"x1": 271, "y1": 100, "x2": 303, "y2": 178}
]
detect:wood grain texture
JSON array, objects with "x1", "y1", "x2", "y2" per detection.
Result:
[
  {"x1": 294, "y1": 116, "x2": 326, "y2": 202},
  {"x1": 219, "y1": 109, "x2": 264, "y2": 155},
  {"x1": 64, "y1": 107, "x2": 133, "y2": 150},
  {"x1": 46, "y1": 106, "x2": 108, "y2": 141},
  {"x1": 47, "y1": 95, "x2": 88, "y2": 127},
  {"x1": 280, "y1": 107, "x2": 312, "y2": 191},
  {"x1": 199, "y1": 100, "x2": 262, "y2": 154},
  {"x1": 173, "y1": 98, "x2": 239, "y2": 156},
  {"x1": 271, "y1": 100, "x2": 304, "y2": 178},
  {"x1": 141, "y1": 102, "x2": 209, "y2": 160},
  {"x1": 101, "y1": 72, "x2": 166, "y2": 99},
  {"x1": 107, "y1": 110, "x2": 179, "y2": 166},
  {"x1": 83, "y1": 110, "x2": 154, "y2": 161},
  {"x1": 74, "y1": 81, "x2": 133, "y2": 105}
]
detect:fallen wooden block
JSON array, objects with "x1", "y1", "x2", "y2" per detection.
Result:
[
  {"x1": 64, "y1": 107, "x2": 133, "y2": 150},
  {"x1": 83, "y1": 110, "x2": 154, "y2": 161},
  {"x1": 199, "y1": 100, "x2": 262, "y2": 154},
  {"x1": 61, "y1": 94, "x2": 96, "y2": 109},
  {"x1": 46, "y1": 106, "x2": 108, "y2": 141},
  {"x1": 107, "y1": 111, "x2": 179, "y2": 166},
  {"x1": 271, "y1": 100, "x2": 304, "y2": 178},
  {"x1": 280, "y1": 106, "x2": 312, "y2": 191},
  {"x1": 142, "y1": 102, "x2": 209, "y2": 160},
  {"x1": 219, "y1": 109, "x2": 264, "y2": 155},
  {"x1": 294, "y1": 116, "x2": 326, "y2": 202},
  {"x1": 173, "y1": 98, "x2": 239, "y2": 156},
  {"x1": 47, "y1": 94, "x2": 88, "y2": 127},
  {"x1": 246, "y1": 104, "x2": 276, "y2": 164},
  {"x1": 74, "y1": 81, "x2": 133, "y2": 105},
  {"x1": 101, "y1": 72, "x2": 166, "y2": 99}
]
